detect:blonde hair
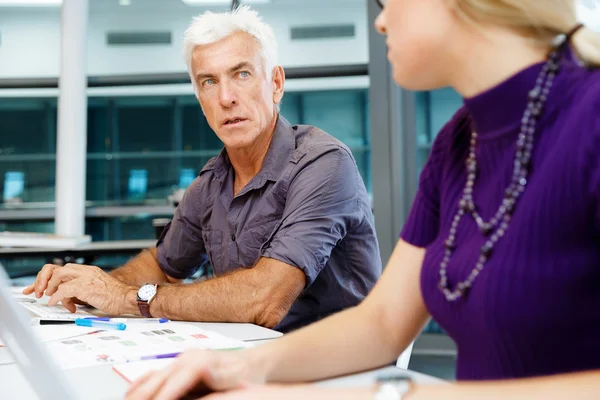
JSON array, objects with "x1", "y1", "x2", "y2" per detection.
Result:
[{"x1": 453, "y1": 0, "x2": 600, "y2": 67}]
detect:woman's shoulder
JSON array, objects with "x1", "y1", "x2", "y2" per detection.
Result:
[
  {"x1": 427, "y1": 105, "x2": 472, "y2": 165},
  {"x1": 563, "y1": 67, "x2": 600, "y2": 150},
  {"x1": 566, "y1": 67, "x2": 600, "y2": 119}
]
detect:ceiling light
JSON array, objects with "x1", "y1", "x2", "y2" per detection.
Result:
[
  {"x1": 0, "y1": 0, "x2": 62, "y2": 5},
  {"x1": 181, "y1": 0, "x2": 270, "y2": 5}
]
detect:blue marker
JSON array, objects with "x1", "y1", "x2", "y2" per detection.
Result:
[{"x1": 75, "y1": 318, "x2": 126, "y2": 331}]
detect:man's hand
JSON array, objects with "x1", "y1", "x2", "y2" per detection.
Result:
[
  {"x1": 125, "y1": 348, "x2": 268, "y2": 400},
  {"x1": 23, "y1": 263, "x2": 62, "y2": 299},
  {"x1": 25, "y1": 263, "x2": 136, "y2": 315}
]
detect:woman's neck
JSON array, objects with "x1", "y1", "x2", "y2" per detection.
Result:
[{"x1": 449, "y1": 25, "x2": 550, "y2": 98}]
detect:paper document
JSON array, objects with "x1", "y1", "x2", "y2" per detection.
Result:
[
  {"x1": 46, "y1": 322, "x2": 251, "y2": 369},
  {"x1": 113, "y1": 358, "x2": 175, "y2": 383}
]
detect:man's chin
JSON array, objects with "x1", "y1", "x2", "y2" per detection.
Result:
[{"x1": 220, "y1": 136, "x2": 258, "y2": 151}]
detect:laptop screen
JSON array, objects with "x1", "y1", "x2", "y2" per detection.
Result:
[{"x1": 0, "y1": 265, "x2": 77, "y2": 400}]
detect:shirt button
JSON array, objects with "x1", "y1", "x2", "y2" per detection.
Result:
[{"x1": 231, "y1": 234, "x2": 236, "y2": 242}]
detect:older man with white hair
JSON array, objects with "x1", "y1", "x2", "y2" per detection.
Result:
[{"x1": 24, "y1": 6, "x2": 381, "y2": 332}]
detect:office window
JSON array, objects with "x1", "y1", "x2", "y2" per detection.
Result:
[
  {"x1": 0, "y1": 99, "x2": 56, "y2": 204},
  {"x1": 86, "y1": 215, "x2": 164, "y2": 242},
  {"x1": 181, "y1": 97, "x2": 221, "y2": 151},
  {"x1": 3, "y1": 87, "x2": 372, "y2": 243},
  {"x1": 279, "y1": 92, "x2": 301, "y2": 125},
  {"x1": 300, "y1": 90, "x2": 371, "y2": 190},
  {"x1": 415, "y1": 88, "x2": 462, "y2": 173}
]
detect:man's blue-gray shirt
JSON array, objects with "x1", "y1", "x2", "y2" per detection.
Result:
[{"x1": 156, "y1": 116, "x2": 382, "y2": 332}]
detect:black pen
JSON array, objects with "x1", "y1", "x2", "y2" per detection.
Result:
[{"x1": 38, "y1": 319, "x2": 75, "y2": 325}]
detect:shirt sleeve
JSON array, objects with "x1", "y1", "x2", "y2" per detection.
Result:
[
  {"x1": 155, "y1": 178, "x2": 207, "y2": 279},
  {"x1": 261, "y1": 146, "x2": 360, "y2": 287},
  {"x1": 401, "y1": 107, "x2": 470, "y2": 248}
]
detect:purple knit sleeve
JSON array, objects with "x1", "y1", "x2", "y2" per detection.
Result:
[
  {"x1": 588, "y1": 82, "x2": 600, "y2": 231},
  {"x1": 401, "y1": 107, "x2": 470, "y2": 248}
]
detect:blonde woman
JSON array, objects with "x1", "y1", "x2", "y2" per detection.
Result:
[{"x1": 126, "y1": 1, "x2": 600, "y2": 399}]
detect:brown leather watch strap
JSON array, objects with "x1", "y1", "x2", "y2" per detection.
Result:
[{"x1": 137, "y1": 300, "x2": 152, "y2": 318}]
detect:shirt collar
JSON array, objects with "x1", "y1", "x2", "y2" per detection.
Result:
[{"x1": 200, "y1": 115, "x2": 296, "y2": 188}]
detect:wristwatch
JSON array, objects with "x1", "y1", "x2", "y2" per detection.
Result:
[
  {"x1": 137, "y1": 283, "x2": 158, "y2": 318},
  {"x1": 374, "y1": 375, "x2": 413, "y2": 400}
]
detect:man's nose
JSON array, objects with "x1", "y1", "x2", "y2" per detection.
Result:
[{"x1": 218, "y1": 82, "x2": 238, "y2": 107}]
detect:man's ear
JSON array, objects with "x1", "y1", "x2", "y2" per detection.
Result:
[{"x1": 272, "y1": 65, "x2": 285, "y2": 105}]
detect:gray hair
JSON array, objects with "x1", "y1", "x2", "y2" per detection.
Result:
[{"x1": 183, "y1": 5, "x2": 279, "y2": 96}]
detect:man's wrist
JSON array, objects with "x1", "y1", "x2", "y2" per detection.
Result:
[{"x1": 121, "y1": 286, "x2": 140, "y2": 315}]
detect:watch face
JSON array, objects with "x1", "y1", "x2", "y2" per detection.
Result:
[{"x1": 138, "y1": 284, "x2": 157, "y2": 302}]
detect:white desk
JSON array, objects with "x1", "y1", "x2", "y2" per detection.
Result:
[
  {"x1": 2, "y1": 361, "x2": 441, "y2": 400},
  {"x1": 0, "y1": 322, "x2": 282, "y2": 400}
]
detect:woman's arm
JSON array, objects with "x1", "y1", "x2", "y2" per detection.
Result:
[
  {"x1": 197, "y1": 370, "x2": 600, "y2": 400},
  {"x1": 258, "y1": 239, "x2": 430, "y2": 382}
]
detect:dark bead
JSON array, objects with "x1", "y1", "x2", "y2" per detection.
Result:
[
  {"x1": 480, "y1": 223, "x2": 492, "y2": 236},
  {"x1": 444, "y1": 239, "x2": 456, "y2": 251},
  {"x1": 459, "y1": 199, "x2": 474, "y2": 212},
  {"x1": 525, "y1": 142, "x2": 534, "y2": 152},
  {"x1": 520, "y1": 168, "x2": 528, "y2": 177},
  {"x1": 467, "y1": 200, "x2": 475, "y2": 212},
  {"x1": 549, "y1": 62, "x2": 560, "y2": 72},
  {"x1": 481, "y1": 242, "x2": 493, "y2": 257}
]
